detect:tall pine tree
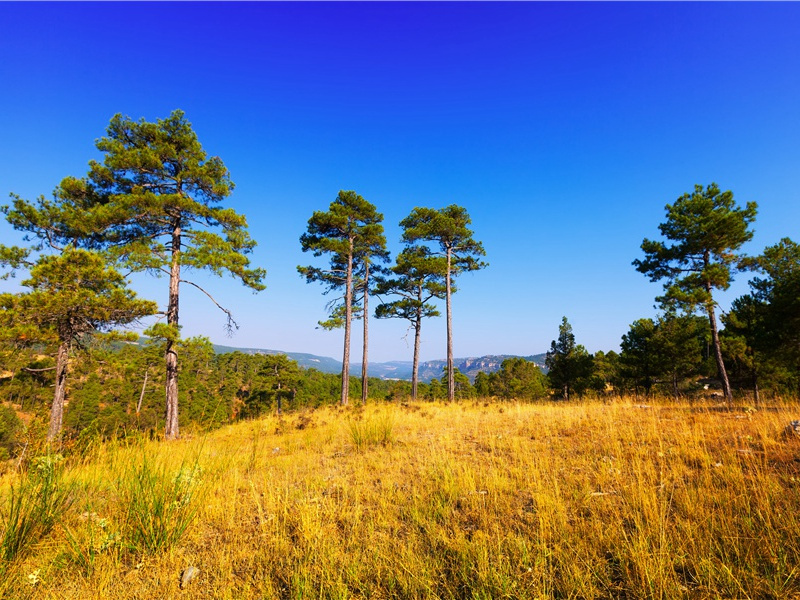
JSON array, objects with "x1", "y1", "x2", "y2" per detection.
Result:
[
  {"x1": 400, "y1": 205, "x2": 486, "y2": 402},
  {"x1": 55, "y1": 110, "x2": 265, "y2": 439},
  {"x1": 299, "y1": 191, "x2": 386, "y2": 406}
]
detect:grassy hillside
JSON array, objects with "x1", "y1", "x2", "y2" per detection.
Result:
[{"x1": 1, "y1": 399, "x2": 799, "y2": 599}]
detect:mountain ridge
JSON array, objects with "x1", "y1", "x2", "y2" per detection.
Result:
[{"x1": 208, "y1": 342, "x2": 546, "y2": 382}]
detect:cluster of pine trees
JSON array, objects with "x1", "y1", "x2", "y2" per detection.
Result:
[
  {"x1": 1, "y1": 111, "x2": 798, "y2": 456},
  {"x1": 0, "y1": 110, "x2": 489, "y2": 448}
]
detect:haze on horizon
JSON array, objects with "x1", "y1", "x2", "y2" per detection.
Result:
[{"x1": 1, "y1": 2, "x2": 798, "y2": 364}]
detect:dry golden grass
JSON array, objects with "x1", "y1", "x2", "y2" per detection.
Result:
[{"x1": 2, "y1": 398, "x2": 800, "y2": 599}]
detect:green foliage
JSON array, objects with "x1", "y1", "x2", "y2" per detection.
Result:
[
  {"x1": 619, "y1": 314, "x2": 709, "y2": 397},
  {"x1": 298, "y1": 190, "x2": 387, "y2": 321},
  {"x1": 67, "y1": 110, "x2": 265, "y2": 288},
  {"x1": 1, "y1": 249, "x2": 156, "y2": 346},
  {"x1": 545, "y1": 317, "x2": 593, "y2": 400},
  {"x1": 633, "y1": 183, "x2": 757, "y2": 312},
  {"x1": 298, "y1": 190, "x2": 388, "y2": 406},
  {"x1": 722, "y1": 237, "x2": 800, "y2": 396},
  {"x1": 477, "y1": 358, "x2": 548, "y2": 400},
  {"x1": 0, "y1": 453, "x2": 74, "y2": 565},
  {"x1": 121, "y1": 458, "x2": 203, "y2": 554}
]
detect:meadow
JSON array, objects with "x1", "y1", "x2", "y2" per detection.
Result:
[{"x1": 1, "y1": 398, "x2": 799, "y2": 599}]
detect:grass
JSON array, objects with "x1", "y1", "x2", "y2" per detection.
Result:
[{"x1": 1, "y1": 398, "x2": 800, "y2": 598}]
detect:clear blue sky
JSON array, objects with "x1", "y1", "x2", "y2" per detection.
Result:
[{"x1": 1, "y1": 2, "x2": 798, "y2": 364}]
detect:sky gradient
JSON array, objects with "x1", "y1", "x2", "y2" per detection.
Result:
[{"x1": 1, "y1": 2, "x2": 799, "y2": 364}]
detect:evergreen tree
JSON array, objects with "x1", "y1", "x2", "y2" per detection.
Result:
[
  {"x1": 634, "y1": 183, "x2": 757, "y2": 404},
  {"x1": 299, "y1": 191, "x2": 386, "y2": 406},
  {"x1": 374, "y1": 246, "x2": 446, "y2": 399},
  {"x1": 489, "y1": 357, "x2": 548, "y2": 400},
  {"x1": 400, "y1": 205, "x2": 487, "y2": 402},
  {"x1": 0, "y1": 249, "x2": 156, "y2": 440},
  {"x1": 545, "y1": 317, "x2": 593, "y2": 400},
  {"x1": 619, "y1": 319, "x2": 659, "y2": 396},
  {"x1": 46, "y1": 110, "x2": 265, "y2": 439}
]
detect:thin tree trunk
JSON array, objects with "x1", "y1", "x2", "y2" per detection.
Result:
[
  {"x1": 165, "y1": 218, "x2": 181, "y2": 439},
  {"x1": 706, "y1": 297, "x2": 732, "y2": 404},
  {"x1": 446, "y1": 247, "x2": 454, "y2": 402},
  {"x1": 47, "y1": 341, "x2": 70, "y2": 442},
  {"x1": 361, "y1": 261, "x2": 370, "y2": 405},
  {"x1": 412, "y1": 300, "x2": 423, "y2": 401},
  {"x1": 340, "y1": 240, "x2": 354, "y2": 406},
  {"x1": 136, "y1": 367, "x2": 150, "y2": 415},
  {"x1": 276, "y1": 374, "x2": 283, "y2": 416}
]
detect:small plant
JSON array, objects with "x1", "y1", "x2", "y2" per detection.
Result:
[
  {"x1": 348, "y1": 413, "x2": 395, "y2": 451},
  {"x1": 63, "y1": 509, "x2": 120, "y2": 576},
  {"x1": 0, "y1": 452, "x2": 74, "y2": 566},
  {"x1": 121, "y1": 457, "x2": 204, "y2": 554}
]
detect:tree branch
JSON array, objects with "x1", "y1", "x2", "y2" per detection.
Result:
[{"x1": 179, "y1": 278, "x2": 239, "y2": 334}]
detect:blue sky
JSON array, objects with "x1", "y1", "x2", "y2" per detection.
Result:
[{"x1": 1, "y1": 2, "x2": 798, "y2": 364}]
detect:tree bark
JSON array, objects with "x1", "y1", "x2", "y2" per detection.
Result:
[
  {"x1": 47, "y1": 341, "x2": 70, "y2": 442},
  {"x1": 340, "y1": 239, "x2": 354, "y2": 406},
  {"x1": 165, "y1": 218, "x2": 181, "y2": 439},
  {"x1": 361, "y1": 261, "x2": 370, "y2": 405},
  {"x1": 446, "y1": 247, "x2": 454, "y2": 402},
  {"x1": 705, "y1": 290, "x2": 732, "y2": 405},
  {"x1": 412, "y1": 297, "x2": 423, "y2": 401}
]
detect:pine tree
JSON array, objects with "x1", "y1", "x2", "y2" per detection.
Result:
[
  {"x1": 545, "y1": 317, "x2": 593, "y2": 400},
  {"x1": 55, "y1": 110, "x2": 265, "y2": 439},
  {"x1": 634, "y1": 183, "x2": 757, "y2": 404},
  {"x1": 0, "y1": 249, "x2": 156, "y2": 440},
  {"x1": 299, "y1": 191, "x2": 386, "y2": 406},
  {"x1": 399, "y1": 205, "x2": 487, "y2": 402},
  {"x1": 374, "y1": 246, "x2": 446, "y2": 399}
]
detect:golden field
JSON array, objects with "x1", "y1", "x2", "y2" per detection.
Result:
[{"x1": 2, "y1": 399, "x2": 800, "y2": 599}]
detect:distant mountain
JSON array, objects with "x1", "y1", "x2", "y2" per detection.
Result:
[
  {"x1": 133, "y1": 337, "x2": 545, "y2": 382},
  {"x1": 211, "y1": 343, "x2": 546, "y2": 382},
  {"x1": 209, "y1": 343, "x2": 343, "y2": 373},
  {"x1": 416, "y1": 354, "x2": 548, "y2": 382}
]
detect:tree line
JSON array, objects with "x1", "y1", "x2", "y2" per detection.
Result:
[{"x1": 1, "y1": 110, "x2": 798, "y2": 450}]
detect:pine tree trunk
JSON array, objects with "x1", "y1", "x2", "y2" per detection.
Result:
[
  {"x1": 446, "y1": 247, "x2": 454, "y2": 402},
  {"x1": 361, "y1": 261, "x2": 370, "y2": 405},
  {"x1": 165, "y1": 219, "x2": 181, "y2": 440},
  {"x1": 340, "y1": 240, "x2": 354, "y2": 406},
  {"x1": 47, "y1": 341, "x2": 70, "y2": 442},
  {"x1": 705, "y1": 295, "x2": 732, "y2": 405},
  {"x1": 412, "y1": 298, "x2": 423, "y2": 401}
]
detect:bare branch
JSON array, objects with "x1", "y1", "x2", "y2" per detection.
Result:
[{"x1": 179, "y1": 278, "x2": 239, "y2": 334}]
